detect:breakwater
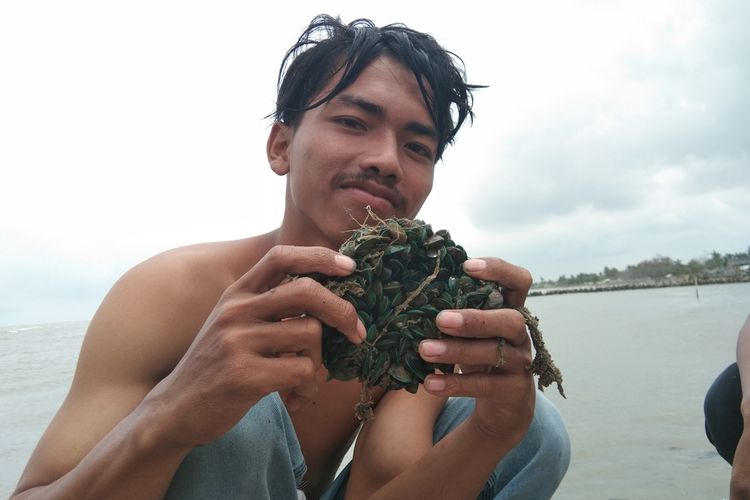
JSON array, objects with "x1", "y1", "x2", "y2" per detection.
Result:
[{"x1": 529, "y1": 274, "x2": 750, "y2": 296}]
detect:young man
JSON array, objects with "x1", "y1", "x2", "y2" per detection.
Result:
[{"x1": 13, "y1": 15, "x2": 570, "y2": 499}]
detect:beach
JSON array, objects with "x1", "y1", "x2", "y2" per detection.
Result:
[{"x1": 2, "y1": 282, "x2": 748, "y2": 498}]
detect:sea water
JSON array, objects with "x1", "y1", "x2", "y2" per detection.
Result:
[
  {"x1": 1, "y1": 283, "x2": 748, "y2": 499},
  {"x1": 0, "y1": 321, "x2": 86, "y2": 497},
  {"x1": 533, "y1": 282, "x2": 750, "y2": 500}
]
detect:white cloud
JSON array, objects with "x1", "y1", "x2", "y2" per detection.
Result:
[{"x1": 1, "y1": 0, "x2": 748, "y2": 324}]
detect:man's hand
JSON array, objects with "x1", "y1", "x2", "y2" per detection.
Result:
[
  {"x1": 418, "y1": 257, "x2": 536, "y2": 445},
  {"x1": 147, "y1": 245, "x2": 365, "y2": 449}
]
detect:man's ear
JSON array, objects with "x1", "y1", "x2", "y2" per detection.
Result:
[{"x1": 267, "y1": 122, "x2": 291, "y2": 176}]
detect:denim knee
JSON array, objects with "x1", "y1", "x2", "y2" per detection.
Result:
[
  {"x1": 433, "y1": 392, "x2": 570, "y2": 500},
  {"x1": 165, "y1": 392, "x2": 306, "y2": 500},
  {"x1": 327, "y1": 392, "x2": 570, "y2": 500},
  {"x1": 483, "y1": 392, "x2": 570, "y2": 500},
  {"x1": 526, "y1": 393, "x2": 571, "y2": 477}
]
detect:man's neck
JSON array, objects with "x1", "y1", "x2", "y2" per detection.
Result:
[{"x1": 274, "y1": 213, "x2": 350, "y2": 251}]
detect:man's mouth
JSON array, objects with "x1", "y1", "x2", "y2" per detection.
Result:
[{"x1": 338, "y1": 178, "x2": 403, "y2": 211}]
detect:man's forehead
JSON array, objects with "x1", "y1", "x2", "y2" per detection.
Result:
[
  {"x1": 317, "y1": 54, "x2": 431, "y2": 102},
  {"x1": 318, "y1": 56, "x2": 435, "y2": 116}
]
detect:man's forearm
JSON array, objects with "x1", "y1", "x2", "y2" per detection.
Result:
[
  {"x1": 12, "y1": 398, "x2": 191, "y2": 500},
  {"x1": 364, "y1": 413, "x2": 522, "y2": 500}
]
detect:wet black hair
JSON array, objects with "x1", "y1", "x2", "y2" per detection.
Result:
[{"x1": 272, "y1": 14, "x2": 483, "y2": 161}]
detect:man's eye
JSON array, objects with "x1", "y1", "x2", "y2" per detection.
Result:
[
  {"x1": 335, "y1": 117, "x2": 366, "y2": 130},
  {"x1": 407, "y1": 143, "x2": 433, "y2": 160}
]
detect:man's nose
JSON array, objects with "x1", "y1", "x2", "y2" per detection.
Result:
[{"x1": 360, "y1": 131, "x2": 403, "y2": 181}]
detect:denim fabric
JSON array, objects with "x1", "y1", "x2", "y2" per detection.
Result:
[
  {"x1": 165, "y1": 392, "x2": 305, "y2": 500},
  {"x1": 166, "y1": 391, "x2": 570, "y2": 499},
  {"x1": 321, "y1": 391, "x2": 570, "y2": 500}
]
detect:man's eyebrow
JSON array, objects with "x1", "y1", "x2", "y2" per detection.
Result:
[
  {"x1": 332, "y1": 93, "x2": 438, "y2": 140},
  {"x1": 405, "y1": 121, "x2": 438, "y2": 141},
  {"x1": 334, "y1": 94, "x2": 385, "y2": 117}
]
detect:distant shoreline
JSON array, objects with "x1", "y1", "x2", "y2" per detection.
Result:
[{"x1": 529, "y1": 275, "x2": 750, "y2": 296}]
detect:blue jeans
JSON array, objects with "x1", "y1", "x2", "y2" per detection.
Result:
[{"x1": 167, "y1": 392, "x2": 570, "y2": 499}]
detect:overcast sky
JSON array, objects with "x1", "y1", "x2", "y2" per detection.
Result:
[{"x1": 1, "y1": 0, "x2": 748, "y2": 326}]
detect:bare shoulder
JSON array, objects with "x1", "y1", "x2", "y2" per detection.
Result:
[{"x1": 81, "y1": 235, "x2": 273, "y2": 380}]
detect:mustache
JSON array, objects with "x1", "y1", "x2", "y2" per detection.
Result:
[{"x1": 332, "y1": 172, "x2": 406, "y2": 207}]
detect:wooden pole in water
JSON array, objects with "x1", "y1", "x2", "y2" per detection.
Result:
[{"x1": 694, "y1": 275, "x2": 700, "y2": 302}]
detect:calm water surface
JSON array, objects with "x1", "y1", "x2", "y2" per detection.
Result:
[
  {"x1": 0, "y1": 321, "x2": 86, "y2": 498},
  {"x1": 530, "y1": 282, "x2": 749, "y2": 500},
  {"x1": 1, "y1": 282, "x2": 748, "y2": 498}
]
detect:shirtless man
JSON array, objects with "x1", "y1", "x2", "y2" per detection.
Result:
[{"x1": 13, "y1": 15, "x2": 570, "y2": 499}]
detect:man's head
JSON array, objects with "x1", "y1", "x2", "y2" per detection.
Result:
[{"x1": 272, "y1": 14, "x2": 480, "y2": 161}]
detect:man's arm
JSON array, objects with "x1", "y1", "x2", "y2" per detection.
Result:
[
  {"x1": 731, "y1": 313, "x2": 750, "y2": 499},
  {"x1": 12, "y1": 245, "x2": 365, "y2": 499},
  {"x1": 345, "y1": 387, "x2": 447, "y2": 499}
]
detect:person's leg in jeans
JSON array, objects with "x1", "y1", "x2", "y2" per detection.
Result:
[
  {"x1": 323, "y1": 391, "x2": 570, "y2": 500},
  {"x1": 434, "y1": 393, "x2": 570, "y2": 500},
  {"x1": 166, "y1": 392, "x2": 306, "y2": 500}
]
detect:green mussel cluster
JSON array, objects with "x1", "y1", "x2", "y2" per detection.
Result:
[
  {"x1": 313, "y1": 217, "x2": 498, "y2": 387},
  {"x1": 305, "y1": 212, "x2": 564, "y2": 420}
]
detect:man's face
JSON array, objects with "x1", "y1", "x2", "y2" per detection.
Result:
[{"x1": 269, "y1": 55, "x2": 437, "y2": 248}]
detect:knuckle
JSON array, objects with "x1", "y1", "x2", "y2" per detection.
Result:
[
  {"x1": 510, "y1": 310, "x2": 527, "y2": 334},
  {"x1": 267, "y1": 245, "x2": 294, "y2": 265},
  {"x1": 519, "y1": 345, "x2": 533, "y2": 367},
  {"x1": 296, "y1": 357, "x2": 317, "y2": 379},
  {"x1": 222, "y1": 279, "x2": 242, "y2": 296},
  {"x1": 214, "y1": 298, "x2": 247, "y2": 328},
  {"x1": 294, "y1": 276, "x2": 319, "y2": 294},
  {"x1": 219, "y1": 326, "x2": 247, "y2": 355},
  {"x1": 334, "y1": 296, "x2": 357, "y2": 321},
  {"x1": 518, "y1": 267, "x2": 533, "y2": 290},
  {"x1": 310, "y1": 245, "x2": 335, "y2": 264},
  {"x1": 521, "y1": 351, "x2": 533, "y2": 367}
]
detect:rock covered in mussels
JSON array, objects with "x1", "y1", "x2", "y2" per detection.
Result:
[{"x1": 305, "y1": 212, "x2": 564, "y2": 420}]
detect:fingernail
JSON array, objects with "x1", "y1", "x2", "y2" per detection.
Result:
[
  {"x1": 421, "y1": 340, "x2": 446, "y2": 356},
  {"x1": 425, "y1": 376, "x2": 447, "y2": 392},
  {"x1": 335, "y1": 254, "x2": 356, "y2": 271},
  {"x1": 437, "y1": 311, "x2": 463, "y2": 329},
  {"x1": 463, "y1": 259, "x2": 486, "y2": 272}
]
